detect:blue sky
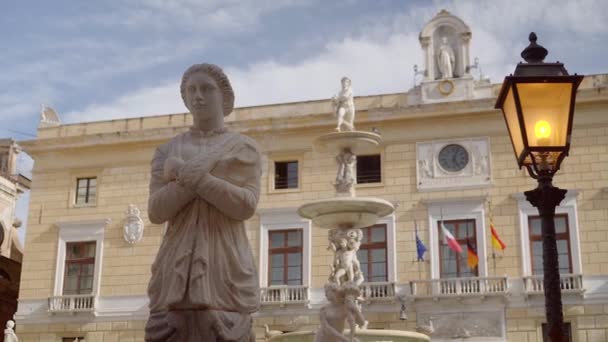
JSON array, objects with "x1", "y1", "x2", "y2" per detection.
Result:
[{"x1": 3, "y1": 0, "x2": 608, "y2": 243}]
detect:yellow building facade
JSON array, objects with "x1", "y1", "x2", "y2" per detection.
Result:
[{"x1": 13, "y1": 11, "x2": 608, "y2": 342}]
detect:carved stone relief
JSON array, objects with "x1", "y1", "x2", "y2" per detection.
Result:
[
  {"x1": 416, "y1": 137, "x2": 491, "y2": 191},
  {"x1": 123, "y1": 204, "x2": 144, "y2": 244}
]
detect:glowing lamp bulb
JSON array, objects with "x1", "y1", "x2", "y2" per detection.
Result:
[{"x1": 534, "y1": 120, "x2": 551, "y2": 146}]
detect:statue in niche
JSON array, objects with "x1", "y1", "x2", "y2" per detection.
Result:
[
  {"x1": 315, "y1": 284, "x2": 367, "y2": 342},
  {"x1": 145, "y1": 63, "x2": 262, "y2": 342},
  {"x1": 437, "y1": 37, "x2": 455, "y2": 79},
  {"x1": 334, "y1": 148, "x2": 356, "y2": 194},
  {"x1": 4, "y1": 320, "x2": 18, "y2": 342},
  {"x1": 332, "y1": 77, "x2": 355, "y2": 132}
]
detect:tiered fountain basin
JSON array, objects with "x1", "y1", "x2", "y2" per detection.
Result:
[
  {"x1": 316, "y1": 131, "x2": 382, "y2": 155},
  {"x1": 270, "y1": 329, "x2": 431, "y2": 342},
  {"x1": 298, "y1": 196, "x2": 394, "y2": 229}
]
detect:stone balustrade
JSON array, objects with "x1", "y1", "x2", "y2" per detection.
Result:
[
  {"x1": 359, "y1": 281, "x2": 396, "y2": 302},
  {"x1": 48, "y1": 295, "x2": 96, "y2": 313},
  {"x1": 523, "y1": 273, "x2": 584, "y2": 295},
  {"x1": 260, "y1": 285, "x2": 309, "y2": 306},
  {"x1": 410, "y1": 276, "x2": 509, "y2": 299}
]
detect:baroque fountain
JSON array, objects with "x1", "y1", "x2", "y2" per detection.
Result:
[{"x1": 270, "y1": 78, "x2": 429, "y2": 342}]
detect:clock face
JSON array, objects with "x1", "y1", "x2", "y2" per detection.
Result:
[{"x1": 438, "y1": 144, "x2": 469, "y2": 172}]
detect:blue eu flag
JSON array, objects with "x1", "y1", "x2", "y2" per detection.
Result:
[{"x1": 416, "y1": 230, "x2": 427, "y2": 262}]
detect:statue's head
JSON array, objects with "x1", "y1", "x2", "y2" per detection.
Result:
[
  {"x1": 6, "y1": 320, "x2": 14, "y2": 329},
  {"x1": 180, "y1": 63, "x2": 235, "y2": 118},
  {"x1": 341, "y1": 77, "x2": 351, "y2": 89},
  {"x1": 441, "y1": 36, "x2": 448, "y2": 44}
]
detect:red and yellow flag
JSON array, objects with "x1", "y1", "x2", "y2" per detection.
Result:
[
  {"x1": 490, "y1": 223, "x2": 506, "y2": 251},
  {"x1": 466, "y1": 240, "x2": 479, "y2": 269}
]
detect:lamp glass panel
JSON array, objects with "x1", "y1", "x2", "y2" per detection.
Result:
[
  {"x1": 501, "y1": 86, "x2": 525, "y2": 161},
  {"x1": 516, "y1": 83, "x2": 572, "y2": 148}
]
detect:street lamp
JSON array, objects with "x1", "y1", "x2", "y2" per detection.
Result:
[{"x1": 495, "y1": 33, "x2": 583, "y2": 342}]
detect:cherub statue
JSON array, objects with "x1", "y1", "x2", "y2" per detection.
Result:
[
  {"x1": 332, "y1": 229, "x2": 363, "y2": 286},
  {"x1": 4, "y1": 320, "x2": 18, "y2": 342},
  {"x1": 332, "y1": 77, "x2": 355, "y2": 132}
]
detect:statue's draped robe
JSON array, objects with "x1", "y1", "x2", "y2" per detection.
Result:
[
  {"x1": 145, "y1": 129, "x2": 261, "y2": 341},
  {"x1": 438, "y1": 44, "x2": 454, "y2": 79}
]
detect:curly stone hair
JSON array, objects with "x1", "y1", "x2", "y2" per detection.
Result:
[{"x1": 180, "y1": 63, "x2": 235, "y2": 116}]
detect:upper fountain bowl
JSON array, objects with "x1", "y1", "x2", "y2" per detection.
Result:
[
  {"x1": 298, "y1": 196, "x2": 394, "y2": 229},
  {"x1": 316, "y1": 131, "x2": 382, "y2": 155}
]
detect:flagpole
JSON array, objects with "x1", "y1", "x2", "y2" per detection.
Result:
[{"x1": 489, "y1": 200, "x2": 497, "y2": 276}]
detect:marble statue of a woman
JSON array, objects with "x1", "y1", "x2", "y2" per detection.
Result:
[
  {"x1": 145, "y1": 63, "x2": 261, "y2": 342},
  {"x1": 437, "y1": 37, "x2": 455, "y2": 79}
]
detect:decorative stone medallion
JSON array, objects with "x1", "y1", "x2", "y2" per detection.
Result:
[{"x1": 123, "y1": 204, "x2": 144, "y2": 244}]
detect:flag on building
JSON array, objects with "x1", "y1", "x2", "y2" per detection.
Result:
[
  {"x1": 490, "y1": 222, "x2": 506, "y2": 251},
  {"x1": 467, "y1": 239, "x2": 479, "y2": 269},
  {"x1": 415, "y1": 226, "x2": 427, "y2": 261},
  {"x1": 441, "y1": 222, "x2": 462, "y2": 253}
]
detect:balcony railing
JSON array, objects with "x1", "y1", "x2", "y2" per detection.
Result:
[
  {"x1": 410, "y1": 276, "x2": 509, "y2": 299},
  {"x1": 260, "y1": 285, "x2": 309, "y2": 306},
  {"x1": 359, "y1": 282, "x2": 396, "y2": 302},
  {"x1": 48, "y1": 295, "x2": 96, "y2": 313},
  {"x1": 523, "y1": 273, "x2": 584, "y2": 295}
]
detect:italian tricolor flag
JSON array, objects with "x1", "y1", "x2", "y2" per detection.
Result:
[{"x1": 441, "y1": 223, "x2": 462, "y2": 253}]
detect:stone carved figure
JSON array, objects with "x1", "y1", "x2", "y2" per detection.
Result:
[
  {"x1": 328, "y1": 229, "x2": 363, "y2": 286},
  {"x1": 332, "y1": 77, "x2": 355, "y2": 132},
  {"x1": 123, "y1": 204, "x2": 144, "y2": 244},
  {"x1": 437, "y1": 37, "x2": 455, "y2": 79},
  {"x1": 315, "y1": 284, "x2": 367, "y2": 342},
  {"x1": 4, "y1": 320, "x2": 18, "y2": 342},
  {"x1": 334, "y1": 148, "x2": 356, "y2": 195},
  {"x1": 144, "y1": 64, "x2": 261, "y2": 342}
]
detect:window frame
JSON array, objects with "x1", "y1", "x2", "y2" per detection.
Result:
[
  {"x1": 426, "y1": 198, "x2": 488, "y2": 279},
  {"x1": 69, "y1": 170, "x2": 101, "y2": 208},
  {"x1": 259, "y1": 209, "x2": 311, "y2": 288},
  {"x1": 267, "y1": 229, "x2": 304, "y2": 286},
  {"x1": 63, "y1": 241, "x2": 97, "y2": 295},
  {"x1": 528, "y1": 214, "x2": 573, "y2": 275},
  {"x1": 273, "y1": 160, "x2": 299, "y2": 190},
  {"x1": 514, "y1": 190, "x2": 582, "y2": 276},
  {"x1": 437, "y1": 218, "x2": 479, "y2": 278},
  {"x1": 75, "y1": 177, "x2": 97, "y2": 205},
  {"x1": 356, "y1": 154, "x2": 382, "y2": 185},
  {"x1": 358, "y1": 224, "x2": 389, "y2": 283},
  {"x1": 53, "y1": 219, "x2": 110, "y2": 297},
  {"x1": 268, "y1": 154, "x2": 304, "y2": 194}
]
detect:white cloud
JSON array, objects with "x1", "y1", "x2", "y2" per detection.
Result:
[
  {"x1": 50, "y1": 0, "x2": 608, "y2": 124},
  {"x1": 63, "y1": 81, "x2": 184, "y2": 123}
]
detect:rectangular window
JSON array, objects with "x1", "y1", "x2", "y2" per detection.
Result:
[
  {"x1": 529, "y1": 214, "x2": 572, "y2": 275},
  {"x1": 268, "y1": 229, "x2": 303, "y2": 285},
  {"x1": 357, "y1": 224, "x2": 387, "y2": 282},
  {"x1": 356, "y1": 154, "x2": 381, "y2": 184},
  {"x1": 438, "y1": 219, "x2": 478, "y2": 278},
  {"x1": 75, "y1": 177, "x2": 97, "y2": 205},
  {"x1": 274, "y1": 161, "x2": 298, "y2": 189},
  {"x1": 541, "y1": 322, "x2": 572, "y2": 342},
  {"x1": 63, "y1": 241, "x2": 96, "y2": 295}
]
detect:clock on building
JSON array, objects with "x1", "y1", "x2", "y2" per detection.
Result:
[{"x1": 438, "y1": 144, "x2": 469, "y2": 172}]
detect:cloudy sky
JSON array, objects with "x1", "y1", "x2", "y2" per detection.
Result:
[{"x1": 3, "y1": 0, "x2": 608, "y2": 242}]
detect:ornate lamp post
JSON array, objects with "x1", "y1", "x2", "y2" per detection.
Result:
[{"x1": 495, "y1": 33, "x2": 583, "y2": 342}]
